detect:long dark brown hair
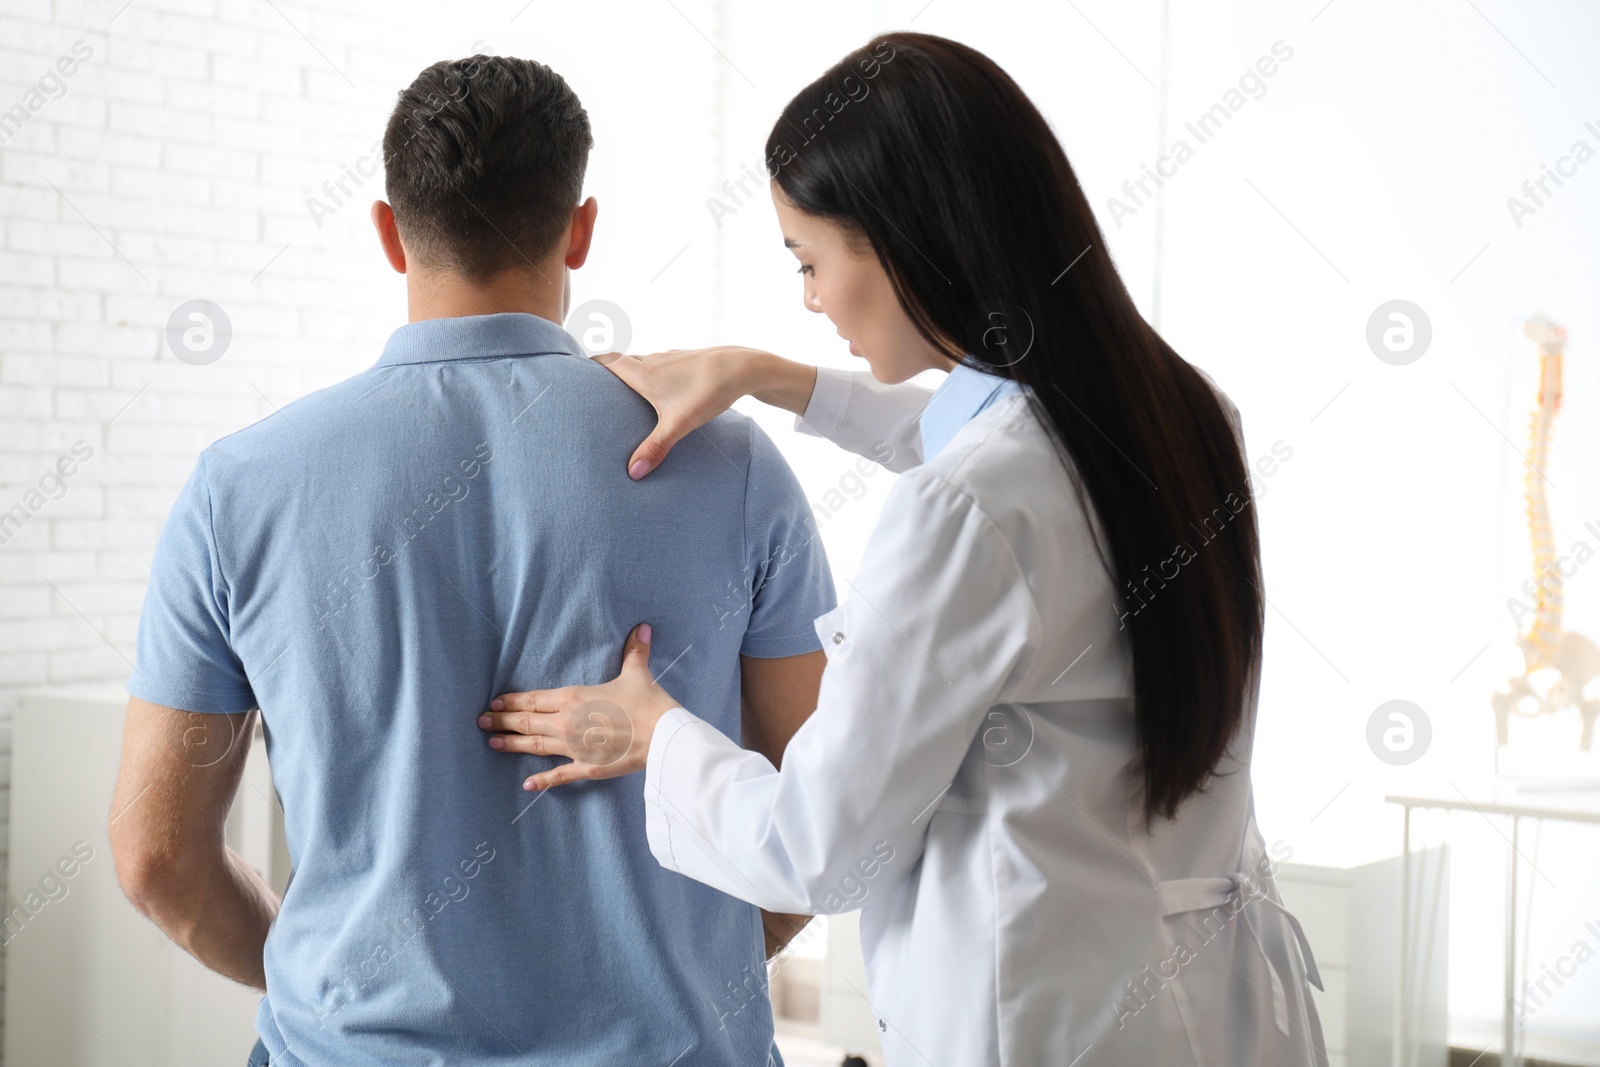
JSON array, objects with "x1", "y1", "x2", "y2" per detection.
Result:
[{"x1": 766, "y1": 33, "x2": 1263, "y2": 823}]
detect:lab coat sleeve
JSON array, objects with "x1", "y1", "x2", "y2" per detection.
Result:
[
  {"x1": 794, "y1": 366, "x2": 931, "y2": 473},
  {"x1": 643, "y1": 468, "x2": 1043, "y2": 914}
]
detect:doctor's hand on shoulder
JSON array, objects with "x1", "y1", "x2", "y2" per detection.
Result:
[
  {"x1": 477, "y1": 622, "x2": 678, "y2": 791},
  {"x1": 592, "y1": 347, "x2": 818, "y2": 479}
]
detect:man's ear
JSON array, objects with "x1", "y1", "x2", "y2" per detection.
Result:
[
  {"x1": 564, "y1": 197, "x2": 598, "y2": 270},
  {"x1": 372, "y1": 201, "x2": 407, "y2": 274}
]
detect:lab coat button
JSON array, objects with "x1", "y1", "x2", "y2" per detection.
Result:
[
  {"x1": 877, "y1": 1018, "x2": 886, "y2": 1032},
  {"x1": 831, "y1": 631, "x2": 845, "y2": 644}
]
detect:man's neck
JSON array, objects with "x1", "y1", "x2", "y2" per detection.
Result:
[{"x1": 405, "y1": 262, "x2": 567, "y2": 325}]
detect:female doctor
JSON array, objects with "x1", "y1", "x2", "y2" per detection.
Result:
[{"x1": 479, "y1": 32, "x2": 1327, "y2": 1067}]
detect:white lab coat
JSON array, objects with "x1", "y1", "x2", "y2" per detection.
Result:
[{"x1": 643, "y1": 367, "x2": 1328, "y2": 1067}]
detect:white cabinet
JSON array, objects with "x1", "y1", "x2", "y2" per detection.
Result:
[
  {"x1": 1277, "y1": 848, "x2": 1450, "y2": 1067},
  {"x1": 3, "y1": 687, "x2": 288, "y2": 1067}
]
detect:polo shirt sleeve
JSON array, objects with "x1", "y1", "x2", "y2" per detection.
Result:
[
  {"x1": 736, "y1": 419, "x2": 838, "y2": 658},
  {"x1": 128, "y1": 452, "x2": 257, "y2": 714}
]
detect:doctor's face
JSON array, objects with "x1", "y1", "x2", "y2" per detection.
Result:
[{"x1": 773, "y1": 182, "x2": 951, "y2": 384}]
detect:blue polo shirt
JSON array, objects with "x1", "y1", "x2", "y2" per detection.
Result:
[{"x1": 130, "y1": 313, "x2": 835, "y2": 1066}]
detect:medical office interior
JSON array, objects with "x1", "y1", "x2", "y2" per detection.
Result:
[{"x1": 0, "y1": 0, "x2": 1596, "y2": 1064}]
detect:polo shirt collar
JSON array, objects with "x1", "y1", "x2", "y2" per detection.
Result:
[
  {"x1": 376, "y1": 312, "x2": 584, "y2": 368},
  {"x1": 919, "y1": 361, "x2": 1026, "y2": 459}
]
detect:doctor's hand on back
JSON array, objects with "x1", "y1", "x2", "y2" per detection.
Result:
[{"x1": 477, "y1": 622, "x2": 679, "y2": 791}]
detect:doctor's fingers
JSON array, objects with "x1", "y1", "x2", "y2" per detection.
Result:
[
  {"x1": 523, "y1": 760, "x2": 607, "y2": 793},
  {"x1": 488, "y1": 732, "x2": 576, "y2": 759},
  {"x1": 479, "y1": 706, "x2": 571, "y2": 736},
  {"x1": 593, "y1": 353, "x2": 697, "y2": 480},
  {"x1": 487, "y1": 686, "x2": 582, "y2": 717}
]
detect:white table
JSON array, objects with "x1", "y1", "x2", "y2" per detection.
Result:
[{"x1": 1385, "y1": 785, "x2": 1600, "y2": 1067}]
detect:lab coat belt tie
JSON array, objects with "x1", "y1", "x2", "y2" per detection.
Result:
[{"x1": 1156, "y1": 874, "x2": 1324, "y2": 1037}]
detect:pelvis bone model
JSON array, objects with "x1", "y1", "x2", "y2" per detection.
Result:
[{"x1": 1492, "y1": 314, "x2": 1600, "y2": 751}]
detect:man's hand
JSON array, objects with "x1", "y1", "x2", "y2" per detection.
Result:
[{"x1": 109, "y1": 698, "x2": 280, "y2": 991}]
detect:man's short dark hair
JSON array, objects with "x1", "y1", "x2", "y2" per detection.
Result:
[{"x1": 383, "y1": 56, "x2": 592, "y2": 281}]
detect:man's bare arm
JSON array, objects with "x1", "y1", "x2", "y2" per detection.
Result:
[
  {"x1": 109, "y1": 698, "x2": 280, "y2": 991},
  {"x1": 740, "y1": 650, "x2": 826, "y2": 958}
]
